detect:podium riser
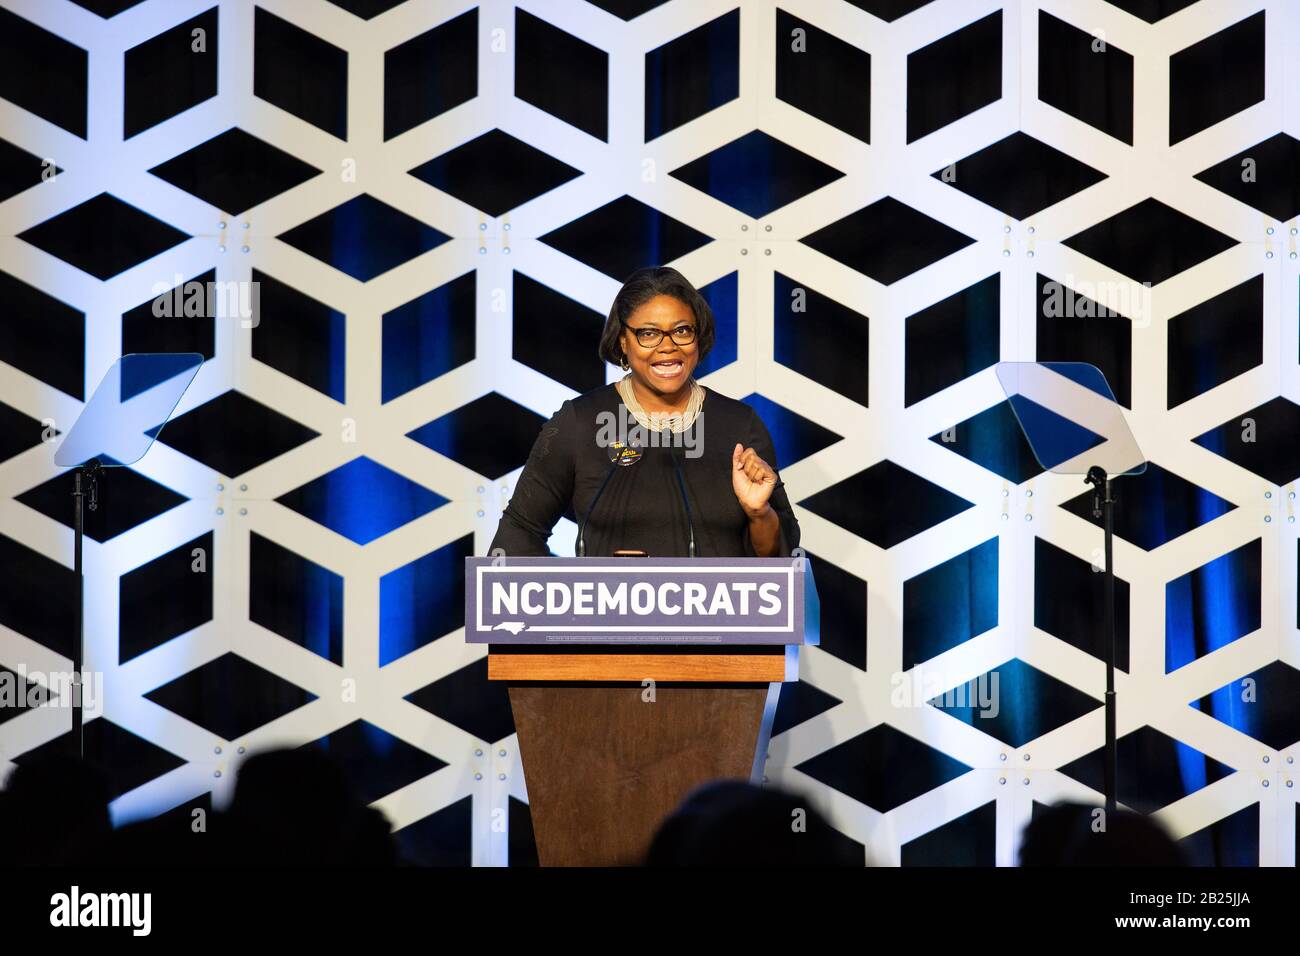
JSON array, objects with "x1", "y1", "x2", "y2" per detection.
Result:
[
  {"x1": 508, "y1": 683, "x2": 773, "y2": 866},
  {"x1": 489, "y1": 653, "x2": 785, "y2": 682}
]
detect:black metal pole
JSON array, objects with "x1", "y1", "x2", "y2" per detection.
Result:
[
  {"x1": 71, "y1": 467, "x2": 85, "y2": 759},
  {"x1": 1102, "y1": 474, "x2": 1117, "y2": 817},
  {"x1": 1085, "y1": 465, "x2": 1118, "y2": 816}
]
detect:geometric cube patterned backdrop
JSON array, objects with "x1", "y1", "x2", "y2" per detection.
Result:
[{"x1": 1, "y1": 0, "x2": 1297, "y2": 866}]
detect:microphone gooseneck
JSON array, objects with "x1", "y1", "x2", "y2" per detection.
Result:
[{"x1": 578, "y1": 441, "x2": 642, "y2": 557}]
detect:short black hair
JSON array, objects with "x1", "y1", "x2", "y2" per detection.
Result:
[{"x1": 597, "y1": 266, "x2": 715, "y2": 367}]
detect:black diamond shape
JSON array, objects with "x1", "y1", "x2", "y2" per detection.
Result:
[
  {"x1": 254, "y1": 7, "x2": 347, "y2": 139},
  {"x1": 802, "y1": 197, "x2": 975, "y2": 285},
  {"x1": 0, "y1": 8, "x2": 87, "y2": 138},
  {"x1": 844, "y1": 0, "x2": 935, "y2": 20},
  {"x1": 776, "y1": 10, "x2": 870, "y2": 143},
  {"x1": 1062, "y1": 198, "x2": 1236, "y2": 286},
  {"x1": 0, "y1": 533, "x2": 76, "y2": 658},
  {"x1": 1059, "y1": 725, "x2": 1234, "y2": 815},
  {"x1": 250, "y1": 270, "x2": 346, "y2": 401},
  {"x1": 277, "y1": 457, "x2": 448, "y2": 546},
  {"x1": 1181, "y1": 803, "x2": 1258, "y2": 867},
  {"x1": 0, "y1": 665, "x2": 56, "y2": 725},
  {"x1": 771, "y1": 678, "x2": 842, "y2": 737},
  {"x1": 410, "y1": 129, "x2": 581, "y2": 216},
  {"x1": 1170, "y1": 12, "x2": 1264, "y2": 145},
  {"x1": 380, "y1": 535, "x2": 473, "y2": 664},
  {"x1": 931, "y1": 401, "x2": 1043, "y2": 484},
  {"x1": 1193, "y1": 397, "x2": 1300, "y2": 485},
  {"x1": 145, "y1": 653, "x2": 317, "y2": 740},
  {"x1": 394, "y1": 795, "x2": 472, "y2": 866},
  {"x1": 795, "y1": 724, "x2": 970, "y2": 812},
  {"x1": 1038, "y1": 11, "x2": 1134, "y2": 144},
  {"x1": 154, "y1": 390, "x2": 319, "y2": 477},
  {"x1": 18, "y1": 194, "x2": 190, "y2": 281},
  {"x1": 802, "y1": 551, "x2": 868, "y2": 670},
  {"x1": 119, "y1": 531, "x2": 214, "y2": 663},
  {"x1": 512, "y1": 273, "x2": 605, "y2": 393},
  {"x1": 326, "y1": 0, "x2": 410, "y2": 17},
  {"x1": 69, "y1": 0, "x2": 146, "y2": 15},
  {"x1": 1104, "y1": 0, "x2": 1202, "y2": 22},
  {"x1": 929, "y1": 659, "x2": 1099, "y2": 748},
  {"x1": 644, "y1": 9, "x2": 737, "y2": 141},
  {"x1": 1167, "y1": 538, "x2": 1260, "y2": 673},
  {"x1": 1061, "y1": 461, "x2": 1234, "y2": 551},
  {"x1": 384, "y1": 9, "x2": 477, "y2": 140},
  {"x1": 17, "y1": 718, "x2": 186, "y2": 800},
  {"x1": 935, "y1": 132, "x2": 1107, "y2": 219},
  {"x1": 301, "y1": 719, "x2": 447, "y2": 804},
  {"x1": 382, "y1": 271, "x2": 477, "y2": 403},
  {"x1": 406, "y1": 658, "x2": 514, "y2": 743},
  {"x1": 755, "y1": 413, "x2": 838, "y2": 486},
  {"x1": 1194, "y1": 661, "x2": 1300, "y2": 751},
  {"x1": 0, "y1": 137, "x2": 59, "y2": 202},
  {"x1": 124, "y1": 8, "x2": 218, "y2": 138},
  {"x1": 0, "y1": 400, "x2": 51, "y2": 464},
  {"x1": 670, "y1": 130, "x2": 844, "y2": 218},
  {"x1": 1035, "y1": 273, "x2": 1134, "y2": 408},
  {"x1": 1195, "y1": 135, "x2": 1300, "y2": 222},
  {"x1": 906, "y1": 11, "x2": 1001, "y2": 143},
  {"x1": 585, "y1": 0, "x2": 669, "y2": 17},
  {"x1": 1168, "y1": 275, "x2": 1262, "y2": 408},
  {"x1": 16, "y1": 467, "x2": 188, "y2": 544},
  {"x1": 774, "y1": 273, "x2": 869, "y2": 407},
  {"x1": 407, "y1": 392, "x2": 546, "y2": 481},
  {"x1": 149, "y1": 128, "x2": 321, "y2": 214},
  {"x1": 740, "y1": 394, "x2": 842, "y2": 465},
  {"x1": 1035, "y1": 538, "x2": 1130, "y2": 671},
  {"x1": 905, "y1": 274, "x2": 999, "y2": 406},
  {"x1": 517, "y1": 9, "x2": 609, "y2": 141},
  {"x1": 0, "y1": 269, "x2": 83, "y2": 398},
  {"x1": 250, "y1": 532, "x2": 344, "y2": 665},
  {"x1": 904, "y1": 538, "x2": 998, "y2": 668},
  {"x1": 903, "y1": 802, "x2": 995, "y2": 866},
  {"x1": 800, "y1": 460, "x2": 974, "y2": 548},
  {"x1": 278, "y1": 194, "x2": 450, "y2": 282},
  {"x1": 121, "y1": 269, "x2": 216, "y2": 361},
  {"x1": 539, "y1": 195, "x2": 711, "y2": 281}
]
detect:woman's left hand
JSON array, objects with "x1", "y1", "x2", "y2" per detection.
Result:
[{"x1": 732, "y1": 443, "x2": 777, "y2": 517}]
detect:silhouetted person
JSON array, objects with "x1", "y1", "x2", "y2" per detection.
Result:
[
  {"x1": 1019, "y1": 801, "x2": 1185, "y2": 866},
  {"x1": 0, "y1": 753, "x2": 112, "y2": 866},
  {"x1": 646, "y1": 780, "x2": 860, "y2": 866},
  {"x1": 221, "y1": 748, "x2": 398, "y2": 866}
]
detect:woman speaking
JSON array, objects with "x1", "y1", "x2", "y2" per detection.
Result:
[{"x1": 490, "y1": 266, "x2": 800, "y2": 558}]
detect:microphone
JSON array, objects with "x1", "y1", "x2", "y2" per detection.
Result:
[
  {"x1": 578, "y1": 440, "x2": 642, "y2": 557},
  {"x1": 667, "y1": 445, "x2": 696, "y2": 558}
]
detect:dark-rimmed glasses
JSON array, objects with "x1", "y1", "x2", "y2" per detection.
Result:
[{"x1": 623, "y1": 322, "x2": 697, "y2": 348}]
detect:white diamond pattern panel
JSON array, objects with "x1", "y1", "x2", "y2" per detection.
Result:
[{"x1": 0, "y1": 0, "x2": 1295, "y2": 866}]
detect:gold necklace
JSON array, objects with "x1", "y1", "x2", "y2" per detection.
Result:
[{"x1": 617, "y1": 373, "x2": 704, "y2": 433}]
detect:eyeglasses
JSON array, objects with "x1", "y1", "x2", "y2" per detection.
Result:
[{"x1": 623, "y1": 322, "x2": 697, "y2": 348}]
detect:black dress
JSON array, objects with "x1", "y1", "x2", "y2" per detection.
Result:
[{"x1": 489, "y1": 383, "x2": 801, "y2": 558}]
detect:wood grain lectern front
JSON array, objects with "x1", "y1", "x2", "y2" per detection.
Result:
[{"x1": 465, "y1": 555, "x2": 817, "y2": 866}]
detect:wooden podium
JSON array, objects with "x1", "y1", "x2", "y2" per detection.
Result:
[{"x1": 468, "y1": 556, "x2": 813, "y2": 867}]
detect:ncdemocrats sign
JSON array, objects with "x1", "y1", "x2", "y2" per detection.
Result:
[{"x1": 464, "y1": 557, "x2": 808, "y2": 645}]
